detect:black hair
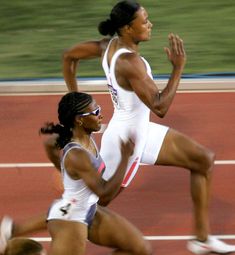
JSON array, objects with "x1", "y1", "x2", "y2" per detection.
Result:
[
  {"x1": 40, "y1": 92, "x2": 92, "y2": 149},
  {"x1": 4, "y1": 238, "x2": 43, "y2": 255},
  {"x1": 98, "y1": 0, "x2": 140, "y2": 36}
]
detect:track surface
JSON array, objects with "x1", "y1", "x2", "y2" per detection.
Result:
[{"x1": 0, "y1": 90, "x2": 235, "y2": 254}]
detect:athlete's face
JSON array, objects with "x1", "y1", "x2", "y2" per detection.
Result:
[
  {"x1": 128, "y1": 7, "x2": 153, "y2": 43},
  {"x1": 78, "y1": 100, "x2": 103, "y2": 133}
]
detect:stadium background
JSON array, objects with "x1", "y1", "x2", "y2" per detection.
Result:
[{"x1": 0, "y1": 0, "x2": 235, "y2": 80}]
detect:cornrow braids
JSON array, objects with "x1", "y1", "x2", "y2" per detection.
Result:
[
  {"x1": 40, "y1": 92, "x2": 93, "y2": 149},
  {"x1": 4, "y1": 238, "x2": 43, "y2": 255}
]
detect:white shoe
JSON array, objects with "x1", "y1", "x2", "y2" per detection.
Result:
[
  {"x1": 0, "y1": 216, "x2": 13, "y2": 253},
  {"x1": 187, "y1": 236, "x2": 235, "y2": 254}
]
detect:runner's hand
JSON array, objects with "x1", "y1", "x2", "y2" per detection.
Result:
[
  {"x1": 164, "y1": 33, "x2": 186, "y2": 70},
  {"x1": 120, "y1": 138, "x2": 135, "y2": 158}
]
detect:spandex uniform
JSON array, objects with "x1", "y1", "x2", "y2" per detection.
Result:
[
  {"x1": 47, "y1": 139, "x2": 105, "y2": 226},
  {"x1": 100, "y1": 39, "x2": 169, "y2": 187}
]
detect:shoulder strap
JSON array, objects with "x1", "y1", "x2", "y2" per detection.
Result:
[{"x1": 110, "y1": 48, "x2": 132, "y2": 75}]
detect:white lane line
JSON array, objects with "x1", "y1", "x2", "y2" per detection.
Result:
[
  {"x1": 0, "y1": 160, "x2": 235, "y2": 168},
  {"x1": 31, "y1": 234, "x2": 235, "y2": 242},
  {"x1": 215, "y1": 160, "x2": 235, "y2": 165},
  {"x1": 145, "y1": 235, "x2": 235, "y2": 241}
]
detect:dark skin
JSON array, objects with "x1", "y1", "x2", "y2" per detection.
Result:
[
  {"x1": 11, "y1": 5, "x2": 211, "y2": 245},
  {"x1": 46, "y1": 100, "x2": 153, "y2": 255},
  {"x1": 64, "y1": 7, "x2": 185, "y2": 118},
  {"x1": 62, "y1": 6, "x2": 213, "y2": 242},
  {"x1": 63, "y1": 101, "x2": 132, "y2": 204}
]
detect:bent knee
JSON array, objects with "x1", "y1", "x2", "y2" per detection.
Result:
[
  {"x1": 202, "y1": 149, "x2": 215, "y2": 170},
  {"x1": 193, "y1": 148, "x2": 215, "y2": 175}
]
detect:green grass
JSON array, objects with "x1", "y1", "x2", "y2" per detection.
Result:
[{"x1": 1, "y1": 0, "x2": 235, "y2": 79}]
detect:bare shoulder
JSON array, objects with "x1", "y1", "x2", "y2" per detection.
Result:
[
  {"x1": 120, "y1": 51, "x2": 143, "y2": 63},
  {"x1": 99, "y1": 37, "x2": 111, "y2": 50},
  {"x1": 118, "y1": 52, "x2": 147, "y2": 78},
  {"x1": 65, "y1": 147, "x2": 91, "y2": 173}
]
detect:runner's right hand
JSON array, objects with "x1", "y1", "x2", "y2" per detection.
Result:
[{"x1": 120, "y1": 138, "x2": 135, "y2": 158}]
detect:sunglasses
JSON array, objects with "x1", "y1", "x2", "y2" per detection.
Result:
[{"x1": 78, "y1": 106, "x2": 101, "y2": 117}]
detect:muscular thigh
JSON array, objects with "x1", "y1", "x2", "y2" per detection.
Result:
[
  {"x1": 141, "y1": 122, "x2": 169, "y2": 165},
  {"x1": 88, "y1": 206, "x2": 148, "y2": 253},
  {"x1": 48, "y1": 220, "x2": 87, "y2": 255},
  {"x1": 157, "y1": 128, "x2": 211, "y2": 171}
]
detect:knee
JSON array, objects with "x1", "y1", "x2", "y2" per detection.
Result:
[
  {"x1": 197, "y1": 148, "x2": 215, "y2": 175},
  {"x1": 203, "y1": 148, "x2": 215, "y2": 170}
]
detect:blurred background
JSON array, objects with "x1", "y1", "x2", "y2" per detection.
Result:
[{"x1": 0, "y1": 0, "x2": 235, "y2": 80}]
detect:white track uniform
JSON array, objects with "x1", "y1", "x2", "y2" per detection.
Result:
[
  {"x1": 47, "y1": 140, "x2": 105, "y2": 226},
  {"x1": 100, "y1": 39, "x2": 169, "y2": 187}
]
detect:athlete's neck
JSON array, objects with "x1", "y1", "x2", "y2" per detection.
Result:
[
  {"x1": 117, "y1": 37, "x2": 139, "y2": 52},
  {"x1": 72, "y1": 128, "x2": 91, "y2": 147}
]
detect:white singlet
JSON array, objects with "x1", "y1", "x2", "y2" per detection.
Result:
[
  {"x1": 47, "y1": 140, "x2": 105, "y2": 226},
  {"x1": 100, "y1": 38, "x2": 169, "y2": 187}
]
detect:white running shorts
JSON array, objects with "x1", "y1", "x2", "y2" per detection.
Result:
[
  {"x1": 101, "y1": 121, "x2": 169, "y2": 187},
  {"x1": 47, "y1": 199, "x2": 97, "y2": 226}
]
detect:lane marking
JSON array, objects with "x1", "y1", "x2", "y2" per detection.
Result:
[
  {"x1": 145, "y1": 235, "x2": 235, "y2": 241},
  {"x1": 0, "y1": 160, "x2": 235, "y2": 168},
  {"x1": 30, "y1": 234, "x2": 235, "y2": 242}
]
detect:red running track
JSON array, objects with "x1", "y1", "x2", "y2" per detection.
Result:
[{"x1": 0, "y1": 92, "x2": 235, "y2": 254}]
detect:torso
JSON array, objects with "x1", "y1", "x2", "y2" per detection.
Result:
[
  {"x1": 61, "y1": 141, "x2": 105, "y2": 202},
  {"x1": 102, "y1": 37, "x2": 152, "y2": 124},
  {"x1": 105, "y1": 38, "x2": 136, "y2": 91}
]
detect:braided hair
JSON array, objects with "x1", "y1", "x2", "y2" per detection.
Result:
[
  {"x1": 40, "y1": 92, "x2": 92, "y2": 149},
  {"x1": 98, "y1": 0, "x2": 140, "y2": 36},
  {"x1": 5, "y1": 238, "x2": 43, "y2": 255}
]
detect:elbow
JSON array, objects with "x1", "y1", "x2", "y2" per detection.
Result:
[
  {"x1": 156, "y1": 110, "x2": 166, "y2": 118},
  {"x1": 97, "y1": 186, "x2": 123, "y2": 206},
  {"x1": 62, "y1": 49, "x2": 71, "y2": 62},
  {"x1": 98, "y1": 192, "x2": 113, "y2": 206},
  {"x1": 43, "y1": 135, "x2": 58, "y2": 150},
  {"x1": 98, "y1": 197, "x2": 111, "y2": 207},
  {"x1": 96, "y1": 180, "x2": 113, "y2": 206},
  {"x1": 154, "y1": 106, "x2": 167, "y2": 118},
  {"x1": 62, "y1": 48, "x2": 77, "y2": 64},
  {"x1": 152, "y1": 95, "x2": 167, "y2": 118}
]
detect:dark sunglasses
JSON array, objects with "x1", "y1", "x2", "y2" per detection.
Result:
[{"x1": 78, "y1": 106, "x2": 101, "y2": 117}]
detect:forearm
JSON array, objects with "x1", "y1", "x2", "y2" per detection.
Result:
[
  {"x1": 157, "y1": 66, "x2": 184, "y2": 116},
  {"x1": 63, "y1": 58, "x2": 79, "y2": 92},
  {"x1": 99, "y1": 156, "x2": 129, "y2": 204},
  {"x1": 43, "y1": 135, "x2": 61, "y2": 171},
  {"x1": 155, "y1": 33, "x2": 186, "y2": 116}
]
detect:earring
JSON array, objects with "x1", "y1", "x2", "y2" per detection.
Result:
[{"x1": 79, "y1": 121, "x2": 83, "y2": 126}]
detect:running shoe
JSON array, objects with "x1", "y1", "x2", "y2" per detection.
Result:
[
  {"x1": 187, "y1": 236, "x2": 235, "y2": 254},
  {"x1": 0, "y1": 216, "x2": 13, "y2": 253}
]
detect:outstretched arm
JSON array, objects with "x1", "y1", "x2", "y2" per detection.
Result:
[{"x1": 63, "y1": 38, "x2": 110, "y2": 92}]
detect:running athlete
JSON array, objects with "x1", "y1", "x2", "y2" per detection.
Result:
[
  {"x1": 0, "y1": 92, "x2": 151, "y2": 255},
  {"x1": 1, "y1": 1, "x2": 235, "y2": 254},
  {"x1": 60, "y1": 1, "x2": 235, "y2": 254}
]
